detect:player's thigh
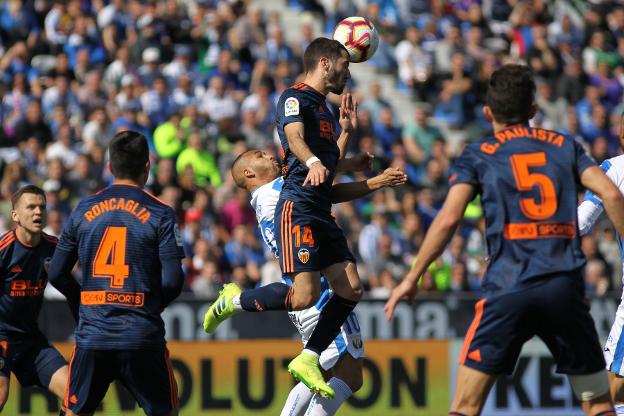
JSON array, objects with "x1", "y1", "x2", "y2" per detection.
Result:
[
  {"x1": 9, "y1": 335, "x2": 66, "y2": 393},
  {"x1": 274, "y1": 199, "x2": 321, "y2": 275},
  {"x1": 604, "y1": 300, "x2": 624, "y2": 377},
  {"x1": 287, "y1": 271, "x2": 322, "y2": 310},
  {"x1": 322, "y1": 261, "x2": 362, "y2": 301},
  {"x1": 48, "y1": 364, "x2": 69, "y2": 400},
  {"x1": 535, "y1": 274, "x2": 605, "y2": 375},
  {"x1": 451, "y1": 364, "x2": 498, "y2": 415},
  {"x1": 65, "y1": 348, "x2": 117, "y2": 415},
  {"x1": 118, "y1": 348, "x2": 178, "y2": 416},
  {"x1": 609, "y1": 371, "x2": 624, "y2": 403},
  {"x1": 459, "y1": 292, "x2": 533, "y2": 375},
  {"x1": 0, "y1": 375, "x2": 9, "y2": 410}
]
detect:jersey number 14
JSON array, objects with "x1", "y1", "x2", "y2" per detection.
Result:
[{"x1": 93, "y1": 226, "x2": 129, "y2": 288}]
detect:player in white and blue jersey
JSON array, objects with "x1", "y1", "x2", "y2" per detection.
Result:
[
  {"x1": 230, "y1": 149, "x2": 406, "y2": 416},
  {"x1": 578, "y1": 126, "x2": 624, "y2": 415}
]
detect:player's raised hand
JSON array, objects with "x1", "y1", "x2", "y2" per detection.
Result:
[
  {"x1": 303, "y1": 161, "x2": 330, "y2": 187},
  {"x1": 339, "y1": 93, "x2": 358, "y2": 135},
  {"x1": 377, "y1": 167, "x2": 408, "y2": 188},
  {"x1": 384, "y1": 274, "x2": 419, "y2": 320}
]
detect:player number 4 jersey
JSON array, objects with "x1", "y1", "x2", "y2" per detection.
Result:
[{"x1": 56, "y1": 184, "x2": 185, "y2": 350}]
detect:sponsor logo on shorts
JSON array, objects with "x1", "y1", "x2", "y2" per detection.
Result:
[
  {"x1": 298, "y1": 248, "x2": 310, "y2": 264},
  {"x1": 285, "y1": 97, "x2": 299, "y2": 116},
  {"x1": 81, "y1": 290, "x2": 145, "y2": 307},
  {"x1": 70, "y1": 394, "x2": 78, "y2": 405}
]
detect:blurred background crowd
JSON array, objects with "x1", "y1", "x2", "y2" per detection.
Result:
[{"x1": 0, "y1": 0, "x2": 622, "y2": 300}]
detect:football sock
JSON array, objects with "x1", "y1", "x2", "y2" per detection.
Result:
[
  {"x1": 304, "y1": 293, "x2": 357, "y2": 355},
  {"x1": 613, "y1": 405, "x2": 624, "y2": 416},
  {"x1": 280, "y1": 382, "x2": 314, "y2": 416},
  {"x1": 239, "y1": 283, "x2": 290, "y2": 312},
  {"x1": 304, "y1": 377, "x2": 352, "y2": 415}
]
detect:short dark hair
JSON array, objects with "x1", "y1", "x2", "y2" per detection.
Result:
[
  {"x1": 109, "y1": 130, "x2": 149, "y2": 181},
  {"x1": 231, "y1": 151, "x2": 251, "y2": 188},
  {"x1": 303, "y1": 37, "x2": 349, "y2": 74},
  {"x1": 12, "y1": 185, "x2": 46, "y2": 208},
  {"x1": 486, "y1": 64, "x2": 536, "y2": 124}
]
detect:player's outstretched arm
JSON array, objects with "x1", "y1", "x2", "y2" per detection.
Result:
[
  {"x1": 330, "y1": 167, "x2": 407, "y2": 203},
  {"x1": 48, "y1": 249, "x2": 80, "y2": 322},
  {"x1": 384, "y1": 183, "x2": 475, "y2": 320},
  {"x1": 284, "y1": 122, "x2": 330, "y2": 187},
  {"x1": 581, "y1": 166, "x2": 624, "y2": 238},
  {"x1": 578, "y1": 198, "x2": 604, "y2": 236},
  {"x1": 336, "y1": 152, "x2": 373, "y2": 173}
]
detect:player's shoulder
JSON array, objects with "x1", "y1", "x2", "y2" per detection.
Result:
[
  {"x1": 278, "y1": 84, "x2": 315, "y2": 105},
  {"x1": 599, "y1": 155, "x2": 624, "y2": 173},
  {"x1": 0, "y1": 230, "x2": 16, "y2": 253},
  {"x1": 41, "y1": 232, "x2": 58, "y2": 246},
  {"x1": 252, "y1": 178, "x2": 282, "y2": 216}
]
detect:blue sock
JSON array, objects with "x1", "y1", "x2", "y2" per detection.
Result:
[
  {"x1": 239, "y1": 283, "x2": 291, "y2": 312},
  {"x1": 615, "y1": 403, "x2": 624, "y2": 415}
]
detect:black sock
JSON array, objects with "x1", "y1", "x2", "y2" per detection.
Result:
[
  {"x1": 239, "y1": 283, "x2": 290, "y2": 312},
  {"x1": 305, "y1": 293, "x2": 357, "y2": 355}
]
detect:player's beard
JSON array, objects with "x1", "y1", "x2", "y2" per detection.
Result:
[{"x1": 327, "y1": 68, "x2": 348, "y2": 94}]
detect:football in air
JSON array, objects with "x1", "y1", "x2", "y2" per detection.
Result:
[{"x1": 332, "y1": 16, "x2": 379, "y2": 63}]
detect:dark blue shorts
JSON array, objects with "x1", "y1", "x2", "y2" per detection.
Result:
[
  {"x1": 460, "y1": 272, "x2": 605, "y2": 375},
  {"x1": 65, "y1": 347, "x2": 178, "y2": 415},
  {"x1": 274, "y1": 198, "x2": 355, "y2": 274},
  {"x1": 0, "y1": 333, "x2": 66, "y2": 389}
]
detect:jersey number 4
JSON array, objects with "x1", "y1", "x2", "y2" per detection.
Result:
[
  {"x1": 93, "y1": 226, "x2": 129, "y2": 289},
  {"x1": 509, "y1": 152, "x2": 557, "y2": 220}
]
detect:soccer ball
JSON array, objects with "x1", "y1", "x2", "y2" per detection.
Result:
[{"x1": 332, "y1": 17, "x2": 379, "y2": 63}]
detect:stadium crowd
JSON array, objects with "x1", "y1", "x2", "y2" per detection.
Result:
[{"x1": 0, "y1": 0, "x2": 622, "y2": 300}]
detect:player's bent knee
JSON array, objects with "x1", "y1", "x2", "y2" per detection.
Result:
[
  {"x1": 345, "y1": 370, "x2": 363, "y2": 392},
  {"x1": 569, "y1": 370, "x2": 610, "y2": 401},
  {"x1": 290, "y1": 290, "x2": 319, "y2": 310}
]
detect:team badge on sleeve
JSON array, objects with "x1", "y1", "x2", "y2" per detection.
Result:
[{"x1": 285, "y1": 97, "x2": 299, "y2": 116}]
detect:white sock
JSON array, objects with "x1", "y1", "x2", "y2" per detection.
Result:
[
  {"x1": 232, "y1": 295, "x2": 242, "y2": 310},
  {"x1": 615, "y1": 403, "x2": 624, "y2": 415},
  {"x1": 304, "y1": 377, "x2": 352, "y2": 416},
  {"x1": 281, "y1": 382, "x2": 314, "y2": 416},
  {"x1": 302, "y1": 349, "x2": 319, "y2": 359}
]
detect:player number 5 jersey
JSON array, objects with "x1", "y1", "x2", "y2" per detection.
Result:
[{"x1": 449, "y1": 126, "x2": 594, "y2": 292}]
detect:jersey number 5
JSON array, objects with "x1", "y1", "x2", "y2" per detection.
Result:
[
  {"x1": 93, "y1": 226, "x2": 129, "y2": 288},
  {"x1": 509, "y1": 152, "x2": 557, "y2": 220}
]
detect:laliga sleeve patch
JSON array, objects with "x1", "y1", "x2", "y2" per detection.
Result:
[
  {"x1": 285, "y1": 97, "x2": 299, "y2": 116},
  {"x1": 174, "y1": 224, "x2": 183, "y2": 247}
]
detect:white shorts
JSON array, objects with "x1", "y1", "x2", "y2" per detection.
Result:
[
  {"x1": 288, "y1": 292, "x2": 365, "y2": 371},
  {"x1": 604, "y1": 298, "x2": 624, "y2": 376}
]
